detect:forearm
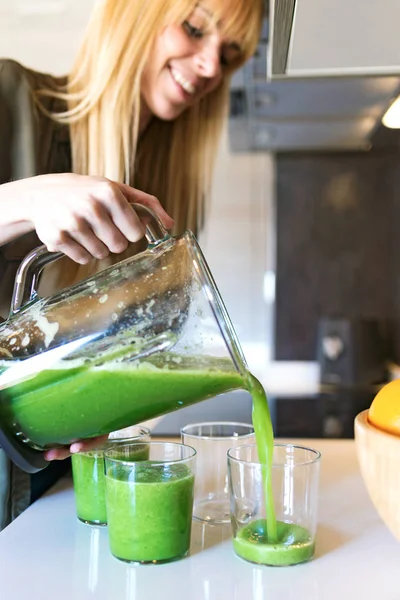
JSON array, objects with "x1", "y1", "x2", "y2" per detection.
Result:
[{"x1": 0, "y1": 180, "x2": 34, "y2": 245}]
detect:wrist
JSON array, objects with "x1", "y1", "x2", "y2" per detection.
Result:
[{"x1": 0, "y1": 178, "x2": 35, "y2": 228}]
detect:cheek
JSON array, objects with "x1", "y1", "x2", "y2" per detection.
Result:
[
  {"x1": 201, "y1": 75, "x2": 223, "y2": 98},
  {"x1": 159, "y1": 25, "x2": 195, "y2": 60},
  {"x1": 142, "y1": 30, "x2": 174, "y2": 80}
]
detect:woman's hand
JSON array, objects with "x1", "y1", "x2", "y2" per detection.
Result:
[
  {"x1": 0, "y1": 173, "x2": 174, "y2": 261},
  {"x1": 44, "y1": 435, "x2": 109, "y2": 461}
]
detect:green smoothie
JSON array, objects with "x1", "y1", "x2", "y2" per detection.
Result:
[
  {"x1": 0, "y1": 354, "x2": 243, "y2": 448},
  {"x1": 71, "y1": 442, "x2": 149, "y2": 525},
  {"x1": 239, "y1": 374, "x2": 314, "y2": 566},
  {"x1": 105, "y1": 461, "x2": 194, "y2": 563},
  {"x1": 250, "y1": 374, "x2": 278, "y2": 543},
  {"x1": 233, "y1": 519, "x2": 315, "y2": 566}
]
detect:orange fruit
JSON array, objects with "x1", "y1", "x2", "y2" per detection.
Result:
[{"x1": 368, "y1": 379, "x2": 400, "y2": 436}]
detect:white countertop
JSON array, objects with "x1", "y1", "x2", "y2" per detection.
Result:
[{"x1": 0, "y1": 439, "x2": 399, "y2": 600}]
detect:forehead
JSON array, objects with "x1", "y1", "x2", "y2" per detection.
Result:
[
  {"x1": 194, "y1": 0, "x2": 238, "y2": 28},
  {"x1": 192, "y1": 0, "x2": 260, "y2": 50},
  {"x1": 196, "y1": 0, "x2": 229, "y2": 16}
]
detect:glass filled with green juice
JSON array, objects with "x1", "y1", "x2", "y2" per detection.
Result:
[
  {"x1": 228, "y1": 443, "x2": 321, "y2": 566},
  {"x1": 71, "y1": 426, "x2": 150, "y2": 526},
  {"x1": 104, "y1": 441, "x2": 196, "y2": 564}
]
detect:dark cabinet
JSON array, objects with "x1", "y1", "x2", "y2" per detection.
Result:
[{"x1": 273, "y1": 387, "x2": 377, "y2": 439}]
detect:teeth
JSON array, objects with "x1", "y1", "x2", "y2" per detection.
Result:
[{"x1": 170, "y1": 68, "x2": 196, "y2": 95}]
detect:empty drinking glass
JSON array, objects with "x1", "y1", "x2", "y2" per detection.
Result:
[{"x1": 181, "y1": 422, "x2": 255, "y2": 524}]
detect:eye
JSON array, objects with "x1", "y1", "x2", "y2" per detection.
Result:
[
  {"x1": 220, "y1": 54, "x2": 229, "y2": 67},
  {"x1": 183, "y1": 20, "x2": 204, "y2": 39},
  {"x1": 220, "y1": 44, "x2": 242, "y2": 69}
]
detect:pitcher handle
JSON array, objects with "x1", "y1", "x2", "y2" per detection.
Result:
[{"x1": 11, "y1": 203, "x2": 171, "y2": 314}]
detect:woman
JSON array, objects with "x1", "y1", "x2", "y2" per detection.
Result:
[{"x1": 0, "y1": 0, "x2": 263, "y2": 528}]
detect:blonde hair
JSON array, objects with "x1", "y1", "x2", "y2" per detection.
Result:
[{"x1": 35, "y1": 0, "x2": 263, "y2": 288}]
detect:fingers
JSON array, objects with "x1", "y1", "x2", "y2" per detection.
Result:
[
  {"x1": 44, "y1": 447, "x2": 71, "y2": 461},
  {"x1": 30, "y1": 174, "x2": 175, "y2": 265},
  {"x1": 63, "y1": 221, "x2": 110, "y2": 260},
  {"x1": 45, "y1": 224, "x2": 110, "y2": 265},
  {"x1": 116, "y1": 182, "x2": 175, "y2": 230},
  {"x1": 43, "y1": 229, "x2": 93, "y2": 265},
  {"x1": 44, "y1": 435, "x2": 109, "y2": 461},
  {"x1": 69, "y1": 435, "x2": 109, "y2": 454},
  {"x1": 92, "y1": 189, "x2": 145, "y2": 247}
]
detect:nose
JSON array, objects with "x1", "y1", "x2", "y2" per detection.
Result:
[{"x1": 194, "y1": 39, "x2": 222, "y2": 79}]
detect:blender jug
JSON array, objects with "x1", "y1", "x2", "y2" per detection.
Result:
[{"x1": 0, "y1": 205, "x2": 249, "y2": 473}]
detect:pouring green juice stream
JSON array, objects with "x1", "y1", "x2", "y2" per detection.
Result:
[
  {"x1": 248, "y1": 373, "x2": 278, "y2": 543},
  {"x1": 234, "y1": 374, "x2": 314, "y2": 564}
]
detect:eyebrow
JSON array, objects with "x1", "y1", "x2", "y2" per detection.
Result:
[
  {"x1": 229, "y1": 41, "x2": 242, "y2": 52},
  {"x1": 195, "y1": 4, "x2": 242, "y2": 52},
  {"x1": 196, "y1": 3, "x2": 212, "y2": 17}
]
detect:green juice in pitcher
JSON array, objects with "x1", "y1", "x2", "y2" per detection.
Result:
[{"x1": 0, "y1": 353, "x2": 243, "y2": 449}]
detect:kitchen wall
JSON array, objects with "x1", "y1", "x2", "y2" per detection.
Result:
[
  {"x1": 200, "y1": 136, "x2": 274, "y2": 377},
  {"x1": 0, "y1": 1, "x2": 95, "y2": 75},
  {"x1": 390, "y1": 154, "x2": 400, "y2": 364},
  {"x1": 274, "y1": 140, "x2": 400, "y2": 363}
]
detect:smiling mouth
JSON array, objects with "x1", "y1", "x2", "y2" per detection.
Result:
[{"x1": 169, "y1": 67, "x2": 197, "y2": 96}]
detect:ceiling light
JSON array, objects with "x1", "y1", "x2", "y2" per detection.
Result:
[{"x1": 382, "y1": 95, "x2": 400, "y2": 129}]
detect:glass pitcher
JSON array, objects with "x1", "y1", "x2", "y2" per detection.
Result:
[{"x1": 0, "y1": 205, "x2": 249, "y2": 473}]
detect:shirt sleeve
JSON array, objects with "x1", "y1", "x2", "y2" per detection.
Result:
[
  {"x1": 0, "y1": 58, "x2": 38, "y2": 184},
  {"x1": 0, "y1": 59, "x2": 41, "y2": 320}
]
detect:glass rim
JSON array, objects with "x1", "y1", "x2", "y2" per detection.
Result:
[
  {"x1": 103, "y1": 440, "x2": 196, "y2": 467},
  {"x1": 107, "y1": 425, "x2": 151, "y2": 441},
  {"x1": 227, "y1": 443, "x2": 321, "y2": 468},
  {"x1": 74, "y1": 426, "x2": 151, "y2": 455},
  {"x1": 181, "y1": 421, "x2": 254, "y2": 441}
]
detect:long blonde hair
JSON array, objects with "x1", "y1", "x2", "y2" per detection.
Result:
[
  {"x1": 39, "y1": 0, "x2": 262, "y2": 229},
  {"x1": 35, "y1": 0, "x2": 263, "y2": 289}
]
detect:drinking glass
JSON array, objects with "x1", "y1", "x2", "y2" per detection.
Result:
[
  {"x1": 71, "y1": 425, "x2": 150, "y2": 525},
  {"x1": 181, "y1": 422, "x2": 255, "y2": 524},
  {"x1": 228, "y1": 443, "x2": 321, "y2": 566},
  {"x1": 104, "y1": 441, "x2": 196, "y2": 564}
]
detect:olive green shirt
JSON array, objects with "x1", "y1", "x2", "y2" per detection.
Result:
[
  {"x1": 0, "y1": 59, "x2": 71, "y2": 529},
  {"x1": 0, "y1": 58, "x2": 72, "y2": 318}
]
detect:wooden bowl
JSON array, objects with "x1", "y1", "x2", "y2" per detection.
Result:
[{"x1": 354, "y1": 410, "x2": 400, "y2": 541}]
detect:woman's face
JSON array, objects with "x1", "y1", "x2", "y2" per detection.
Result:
[{"x1": 140, "y1": 2, "x2": 241, "y2": 126}]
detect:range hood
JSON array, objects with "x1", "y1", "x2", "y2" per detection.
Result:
[
  {"x1": 270, "y1": 0, "x2": 400, "y2": 78},
  {"x1": 228, "y1": 3, "x2": 400, "y2": 152}
]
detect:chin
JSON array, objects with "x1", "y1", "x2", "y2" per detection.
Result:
[
  {"x1": 156, "y1": 109, "x2": 186, "y2": 121},
  {"x1": 152, "y1": 100, "x2": 188, "y2": 122}
]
